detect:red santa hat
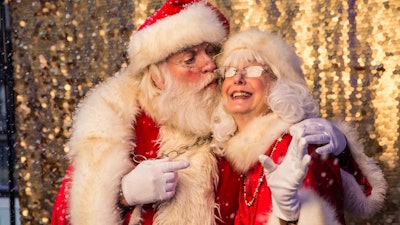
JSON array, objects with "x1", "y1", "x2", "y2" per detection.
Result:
[{"x1": 128, "y1": 0, "x2": 229, "y2": 75}]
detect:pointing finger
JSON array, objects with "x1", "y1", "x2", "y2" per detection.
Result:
[{"x1": 162, "y1": 160, "x2": 190, "y2": 172}]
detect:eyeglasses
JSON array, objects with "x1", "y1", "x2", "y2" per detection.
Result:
[
  {"x1": 166, "y1": 43, "x2": 221, "y2": 71},
  {"x1": 218, "y1": 66, "x2": 271, "y2": 78}
]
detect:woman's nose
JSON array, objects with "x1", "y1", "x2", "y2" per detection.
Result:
[{"x1": 233, "y1": 70, "x2": 246, "y2": 85}]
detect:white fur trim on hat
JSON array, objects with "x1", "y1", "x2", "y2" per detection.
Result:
[{"x1": 128, "y1": 1, "x2": 228, "y2": 75}]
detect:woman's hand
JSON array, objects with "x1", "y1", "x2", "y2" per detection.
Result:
[{"x1": 259, "y1": 129, "x2": 311, "y2": 221}]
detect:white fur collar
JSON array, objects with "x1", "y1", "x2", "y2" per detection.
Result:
[
  {"x1": 68, "y1": 72, "x2": 219, "y2": 225},
  {"x1": 224, "y1": 113, "x2": 292, "y2": 174}
]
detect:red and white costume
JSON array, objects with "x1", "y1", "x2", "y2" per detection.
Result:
[{"x1": 222, "y1": 113, "x2": 387, "y2": 225}]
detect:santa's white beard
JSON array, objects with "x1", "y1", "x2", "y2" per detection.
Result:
[{"x1": 156, "y1": 73, "x2": 219, "y2": 137}]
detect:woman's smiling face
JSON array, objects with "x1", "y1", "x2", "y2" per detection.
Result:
[{"x1": 221, "y1": 61, "x2": 275, "y2": 120}]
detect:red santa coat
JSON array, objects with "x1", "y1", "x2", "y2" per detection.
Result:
[
  {"x1": 222, "y1": 113, "x2": 387, "y2": 225},
  {"x1": 234, "y1": 134, "x2": 344, "y2": 225},
  {"x1": 51, "y1": 72, "x2": 241, "y2": 225}
]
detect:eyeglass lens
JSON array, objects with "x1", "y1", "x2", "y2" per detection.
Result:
[{"x1": 224, "y1": 66, "x2": 265, "y2": 78}]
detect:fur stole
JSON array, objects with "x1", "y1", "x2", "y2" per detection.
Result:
[{"x1": 223, "y1": 113, "x2": 291, "y2": 173}]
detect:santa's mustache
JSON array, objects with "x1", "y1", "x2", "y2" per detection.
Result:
[{"x1": 197, "y1": 71, "x2": 220, "y2": 90}]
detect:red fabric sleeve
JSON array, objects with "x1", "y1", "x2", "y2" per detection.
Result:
[{"x1": 51, "y1": 164, "x2": 73, "y2": 225}]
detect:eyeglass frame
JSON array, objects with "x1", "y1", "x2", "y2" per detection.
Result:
[
  {"x1": 217, "y1": 65, "x2": 276, "y2": 79},
  {"x1": 165, "y1": 43, "x2": 222, "y2": 71}
]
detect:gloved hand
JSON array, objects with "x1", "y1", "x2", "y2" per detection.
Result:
[
  {"x1": 121, "y1": 158, "x2": 190, "y2": 205},
  {"x1": 290, "y1": 117, "x2": 346, "y2": 155},
  {"x1": 259, "y1": 129, "x2": 311, "y2": 221}
]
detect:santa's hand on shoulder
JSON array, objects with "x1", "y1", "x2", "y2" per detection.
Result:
[
  {"x1": 290, "y1": 117, "x2": 346, "y2": 155},
  {"x1": 121, "y1": 158, "x2": 190, "y2": 205}
]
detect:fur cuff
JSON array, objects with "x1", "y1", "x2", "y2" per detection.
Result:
[
  {"x1": 331, "y1": 119, "x2": 387, "y2": 218},
  {"x1": 266, "y1": 189, "x2": 340, "y2": 225}
]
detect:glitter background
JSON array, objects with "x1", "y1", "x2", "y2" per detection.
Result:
[{"x1": 8, "y1": 0, "x2": 399, "y2": 224}]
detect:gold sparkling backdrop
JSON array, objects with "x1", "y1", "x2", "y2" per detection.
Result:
[{"x1": 8, "y1": 0, "x2": 399, "y2": 224}]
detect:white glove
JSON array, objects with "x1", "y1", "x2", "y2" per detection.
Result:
[
  {"x1": 259, "y1": 129, "x2": 311, "y2": 221},
  {"x1": 121, "y1": 158, "x2": 190, "y2": 205},
  {"x1": 290, "y1": 118, "x2": 346, "y2": 155}
]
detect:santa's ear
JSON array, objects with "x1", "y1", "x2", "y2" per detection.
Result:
[{"x1": 149, "y1": 64, "x2": 165, "y2": 89}]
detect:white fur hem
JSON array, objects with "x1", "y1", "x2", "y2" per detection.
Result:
[
  {"x1": 266, "y1": 189, "x2": 340, "y2": 225},
  {"x1": 331, "y1": 119, "x2": 387, "y2": 218}
]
